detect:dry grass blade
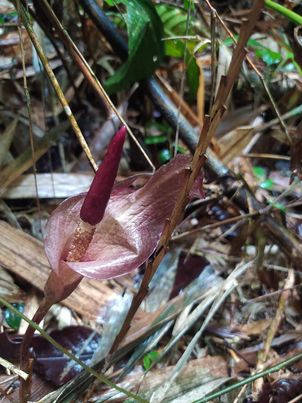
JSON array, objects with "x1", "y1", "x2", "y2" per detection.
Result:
[
  {"x1": 156, "y1": 74, "x2": 201, "y2": 127},
  {"x1": 17, "y1": 11, "x2": 42, "y2": 221},
  {"x1": 0, "y1": 357, "x2": 28, "y2": 380},
  {"x1": 173, "y1": 0, "x2": 193, "y2": 156},
  {"x1": 196, "y1": 58, "x2": 205, "y2": 126},
  {"x1": 155, "y1": 275, "x2": 224, "y2": 363}
]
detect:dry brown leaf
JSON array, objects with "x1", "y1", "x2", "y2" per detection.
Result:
[{"x1": 239, "y1": 319, "x2": 271, "y2": 336}]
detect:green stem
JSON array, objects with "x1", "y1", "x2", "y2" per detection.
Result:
[
  {"x1": 194, "y1": 350, "x2": 302, "y2": 402},
  {"x1": 0, "y1": 297, "x2": 147, "y2": 402},
  {"x1": 264, "y1": 0, "x2": 302, "y2": 25}
]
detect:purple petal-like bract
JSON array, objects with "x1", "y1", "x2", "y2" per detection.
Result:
[{"x1": 44, "y1": 155, "x2": 202, "y2": 280}]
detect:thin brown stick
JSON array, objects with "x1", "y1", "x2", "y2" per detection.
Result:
[{"x1": 110, "y1": 0, "x2": 265, "y2": 353}]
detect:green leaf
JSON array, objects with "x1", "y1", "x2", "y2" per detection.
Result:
[
  {"x1": 165, "y1": 13, "x2": 188, "y2": 32},
  {"x1": 268, "y1": 200, "x2": 287, "y2": 212},
  {"x1": 158, "y1": 7, "x2": 187, "y2": 33},
  {"x1": 177, "y1": 145, "x2": 187, "y2": 154},
  {"x1": 225, "y1": 36, "x2": 283, "y2": 67},
  {"x1": 104, "y1": 0, "x2": 121, "y2": 5},
  {"x1": 253, "y1": 166, "x2": 266, "y2": 180},
  {"x1": 4, "y1": 303, "x2": 24, "y2": 330},
  {"x1": 148, "y1": 350, "x2": 160, "y2": 360},
  {"x1": 185, "y1": 52, "x2": 199, "y2": 99},
  {"x1": 145, "y1": 135, "x2": 168, "y2": 145},
  {"x1": 143, "y1": 355, "x2": 151, "y2": 370},
  {"x1": 105, "y1": 0, "x2": 164, "y2": 94},
  {"x1": 184, "y1": 0, "x2": 195, "y2": 12},
  {"x1": 255, "y1": 48, "x2": 281, "y2": 66},
  {"x1": 156, "y1": 4, "x2": 207, "y2": 99},
  {"x1": 260, "y1": 178, "x2": 274, "y2": 190},
  {"x1": 143, "y1": 350, "x2": 160, "y2": 371}
]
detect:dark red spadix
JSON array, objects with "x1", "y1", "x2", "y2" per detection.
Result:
[{"x1": 80, "y1": 126, "x2": 126, "y2": 225}]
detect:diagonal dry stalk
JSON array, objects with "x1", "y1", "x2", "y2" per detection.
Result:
[
  {"x1": 110, "y1": 0, "x2": 265, "y2": 353},
  {"x1": 29, "y1": 0, "x2": 155, "y2": 171}
]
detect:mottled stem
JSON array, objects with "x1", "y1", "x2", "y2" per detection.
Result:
[{"x1": 19, "y1": 297, "x2": 53, "y2": 403}]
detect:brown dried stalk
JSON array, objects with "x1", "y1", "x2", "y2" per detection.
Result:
[{"x1": 110, "y1": 0, "x2": 265, "y2": 352}]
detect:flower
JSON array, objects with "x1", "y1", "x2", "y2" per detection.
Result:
[{"x1": 43, "y1": 127, "x2": 203, "y2": 303}]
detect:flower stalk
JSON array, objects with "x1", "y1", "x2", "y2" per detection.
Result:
[{"x1": 19, "y1": 127, "x2": 126, "y2": 402}]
